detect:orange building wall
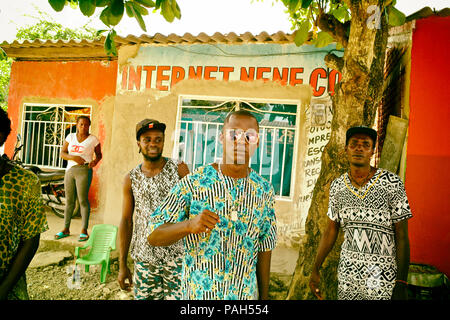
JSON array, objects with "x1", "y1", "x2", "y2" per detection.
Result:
[
  {"x1": 5, "y1": 60, "x2": 118, "y2": 209},
  {"x1": 406, "y1": 16, "x2": 450, "y2": 276}
]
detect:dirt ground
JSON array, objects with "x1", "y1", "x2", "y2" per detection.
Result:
[
  {"x1": 26, "y1": 252, "x2": 134, "y2": 300},
  {"x1": 25, "y1": 242, "x2": 289, "y2": 300}
]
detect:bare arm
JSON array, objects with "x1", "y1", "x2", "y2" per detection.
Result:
[
  {"x1": 0, "y1": 235, "x2": 40, "y2": 300},
  {"x1": 309, "y1": 218, "x2": 340, "y2": 299},
  {"x1": 60, "y1": 141, "x2": 85, "y2": 165},
  {"x1": 392, "y1": 219, "x2": 410, "y2": 300},
  {"x1": 89, "y1": 143, "x2": 102, "y2": 168},
  {"x1": 117, "y1": 174, "x2": 134, "y2": 291},
  {"x1": 256, "y1": 250, "x2": 272, "y2": 300},
  {"x1": 148, "y1": 209, "x2": 220, "y2": 247}
]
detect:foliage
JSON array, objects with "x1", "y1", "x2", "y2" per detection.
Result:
[
  {"x1": 48, "y1": 0, "x2": 181, "y2": 56},
  {"x1": 15, "y1": 20, "x2": 98, "y2": 41},
  {"x1": 0, "y1": 57, "x2": 12, "y2": 111},
  {"x1": 280, "y1": 0, "x2": 405, "y2": 49},
  {"x1": 0, "y1": 10, "x2": 99, "y2": 111}
]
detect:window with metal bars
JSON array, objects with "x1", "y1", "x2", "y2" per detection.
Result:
[
  {"x1": 173, "y1": 96, "x2": 300, "y2": 200},
  {"x1": 21, "y1": 104, "x2": 92, "y2": 169}
]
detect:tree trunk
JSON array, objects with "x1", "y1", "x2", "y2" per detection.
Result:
[{"x1": 287, "y1": 0, "x2": 389, "y2": 300}]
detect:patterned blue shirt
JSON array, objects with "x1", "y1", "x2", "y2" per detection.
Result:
[{"x1": 148, "y1": 164, "x2": 277, "y2": 300}]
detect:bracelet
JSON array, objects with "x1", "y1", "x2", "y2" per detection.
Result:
[{"x1": 395, "y1": 279, "x2": 408, "y2": 285}]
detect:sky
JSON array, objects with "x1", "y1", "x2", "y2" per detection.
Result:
[{"x1": 0, "y1": 0, "x2": 449, "y2": 42}]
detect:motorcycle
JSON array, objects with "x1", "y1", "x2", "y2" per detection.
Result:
[{"x1": 11, "y1": 134, "x2": 80, "y2": 218}]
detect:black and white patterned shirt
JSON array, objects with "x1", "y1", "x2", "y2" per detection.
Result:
[
  {"x1": 327, "y1": 168, "x2": 413, "y2": 300},
  {"x1": 129, "y1": 158, "x2": 184, "y2": 265}
]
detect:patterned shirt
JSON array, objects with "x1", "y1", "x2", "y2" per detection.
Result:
[
  {"x1": 327, "y1": 168, "x2": 412, "y2": 300},
  {"x1": 0, "y1": 165, "x2": 48, "y2": 280},
  {"x1": 129, "y1": 158, "x2": 183, "y2": 265},
  {"x1": 149, "y1": 164, "x2": 277, "y2": 300}
]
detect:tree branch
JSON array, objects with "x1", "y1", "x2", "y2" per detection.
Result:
[
  {"x1": 317, "y1": 12, "x2": 349, "y2": 48},
  {"x1": 324, "y1": 53, "x2": 344, "y2": 71}
]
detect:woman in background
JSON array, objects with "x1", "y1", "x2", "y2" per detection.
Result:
[{"x1": 55, "y1": 115, "x2": 102, "y2": 241}]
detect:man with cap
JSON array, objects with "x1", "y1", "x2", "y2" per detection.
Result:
[
  {"x1": 309, "y1": 125, "x2": 412, "y2": 300},
  {"x1": 118, "y1": 119, "x2": 189, "y2": 300}
]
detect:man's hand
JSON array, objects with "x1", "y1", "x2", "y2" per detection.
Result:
[
  {"x1": 309, "y1": 269, "x2": 323, "y2": 300},
  {"x1": 188, "y1": 209, "x2": 220, "y2": 234},
  {"x1": 118, "y1": 265, "x2": 133, "y2": 292},
  {"x1": 177, "y1": 161, "x2": 190, "y2": 179}
]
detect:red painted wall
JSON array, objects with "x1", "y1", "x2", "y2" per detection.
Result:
[
  {"x1": 406, "y1": 16, "x2": 450, "y2": 276},
  {"x1": 5, "y1": 60, "x2": 118, "y2": 209}
]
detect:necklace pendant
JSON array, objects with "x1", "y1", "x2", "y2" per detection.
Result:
[{"x1": 231, "y1": 210, "x2": 238, "y2": 221}]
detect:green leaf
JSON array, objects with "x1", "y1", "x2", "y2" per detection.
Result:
[
  {"x1": 110, "y1": 0, "x2": 124, "y2": 17},
  {"x1": 131, "y1": 2, "x2": 149, "y2": 15},
  {"x1": 100, "y1": 1, "x2": 124, "y2": 26},
  {"x1": 96, "y1": 29, "x2": 108, "y2": 37},
  {"x1": 130, "y1": 4, "x2": 147, "y2": 31},
  {"x1": 314, "y1": 31, "x2": 334, "y2": 48},
  {"x1": 288, "y1": 0, "x2": 300, "y2": 12},
  {"x1": 388, "y1": 6, "x2": 406, "y2": 26},
  {"x1": 161, "y1": 0, "x2": 175, "y2": 22},
  {"x1": 135, "y1": 0, "x2": 155, "y2": 8},
  {"x1": 0, "y1": 48, "x2": 6, "y2": 60},
  {"x1": 155, "y1": 0, "x2": 162, "y2": 9},
  {"x1": 79, "y1": 0, "x2": 96, "y2": 17},
  {"x1": 301, "y1": 0, "x2": 313, "y2": 9},
  {"x1": 100, "y1": 7, "x2": 112, "y2": 25},
  {"x1": 104, "y1": 29, "x2": 117, "y2": 56},
  {"x1": 171, "y1": 0, "x2": 181, "y2": 19},
  {"x1": 294, "y1": 20, "x2": 310, "y2": 46},
  {"x1": 332, "y1": 6, "x2": 350, "y2": 22},
  {"x1": 96, "y1": 0, "x2": 110, "y2": 6},
  {"x1": 48, "y1": 0, "x2": 66, "y2": 12},
  {"x1": 125, "y1": 2, "x2": 135, "y2": 17}
]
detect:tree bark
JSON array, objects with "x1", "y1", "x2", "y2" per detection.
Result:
[{"x1": 287, "y1": 0, "x2": 389, "y2": 300}]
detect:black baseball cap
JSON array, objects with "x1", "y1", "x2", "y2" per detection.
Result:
[
  {"x1": 346, "y1": 126, "x2": 377, "y2": 146},
  {"x1": 136, "y1": 119, "x2": 166, "y2": 140}
]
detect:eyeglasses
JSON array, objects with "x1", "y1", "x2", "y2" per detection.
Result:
[{"x1": 225, "y1": 128, "x2": 259, "y2": 144}]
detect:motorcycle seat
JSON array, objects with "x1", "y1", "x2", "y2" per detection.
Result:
[{"x1": 37, "y1": 170, "x2": 66, "y2": 183}]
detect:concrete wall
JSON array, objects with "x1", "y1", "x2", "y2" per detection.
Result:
[
  {"x1": 101, "y1": 42, "x2": 341, "y2": 248},
  {"x1": 405, "y1": 16, "x2": 450, "y2": 276},
  {"x1": 5, "y1": 60, "x2": 118, "y2": 211}
]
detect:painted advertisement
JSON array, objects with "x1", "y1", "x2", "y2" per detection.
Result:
[{"x1": 118, "y1": 43, "x2": 341, "y2": 98}]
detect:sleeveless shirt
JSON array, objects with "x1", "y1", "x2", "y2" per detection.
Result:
[{"x1": 129, "y1": 158, "x2": 184, "y2": 265}]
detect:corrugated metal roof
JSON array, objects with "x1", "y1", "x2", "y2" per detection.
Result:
[
  {"x1": 1, "y1": 31, "x2": 294, "y2": 49},
  {"x1": 0, "y1": 31, "x2": 296, "y2": 61},
  {"x1": 406, "y1": 7, "x2": 450, "y2": 21}
]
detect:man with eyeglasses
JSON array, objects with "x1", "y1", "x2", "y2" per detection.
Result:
[
  {"x1": 148, "y1": 110, "x2": 277, "y2": 300},
  {"x1": 309, "y1": 126, "x2": 412, "y2": 300}
]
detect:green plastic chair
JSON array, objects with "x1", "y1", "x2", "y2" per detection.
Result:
[{"x1": 75, "y1": 224, "x2": 118, "y2": 283}]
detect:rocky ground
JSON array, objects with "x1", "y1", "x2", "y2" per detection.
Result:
[
  {"x1": 26, "y1": 240, "x2": 134, "y2": 300},
  {"x1": 25, "y1": 240, "x2": 289, "y2": 300}
]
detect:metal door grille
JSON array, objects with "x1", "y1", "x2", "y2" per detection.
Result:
[
  {"x1": 174, "y1": 96, "x2": 300, "y2": 200},
  {"x1": 21, "y1": 104, "x2": 92, "y2": 169}
]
